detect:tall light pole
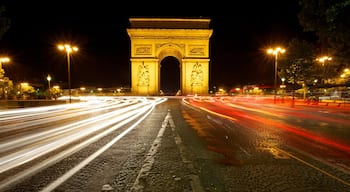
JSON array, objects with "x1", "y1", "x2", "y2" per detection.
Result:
[
  {"x1": 267, "y1": 47, "x2": 285, "y2": 103},
  {"x1": 58, "y1": 44, "x2": 78, "y2": 103},
  {"x1": 46, "y1": 74, "x2": 52, "y2": 100},
  {"x1": 317, "y1": 56, "x2": 332, "y2": 85},
  {"x1": 47, "y1": 74, "x2": 51, "y2": 90},
  {"x1": 0, "y1": 57, "x2": 10, "y2": 100}
]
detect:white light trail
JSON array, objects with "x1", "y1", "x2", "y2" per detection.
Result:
[{"x1": 0, "y1": 96, "x2": 167, "y2": 190}]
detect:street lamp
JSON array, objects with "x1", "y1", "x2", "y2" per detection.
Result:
[
  {"x1": 317, "y1": 56, "x2": 332, "y2": 85},
  {"x1": 0, "y1": 57, "x2": 10, "y2": 100},
  {"x1": 267, "y1": 47, "x2": 285, "y2": 103},
  {"x1": 58, "y1": 44, "x2": 78, "y2": 103},
  {"x1": 47, "y1": 74, "x2": 51, "y2": 89},
  {"x1": 281, "y1": 77, "x2": 286, "y2": 85},
  {"x1": 281, "y1": 77, "x2": 286, "y2": 103},
  {"x1": 0, "y1": 57, "x2": 10, "y2": 78}
]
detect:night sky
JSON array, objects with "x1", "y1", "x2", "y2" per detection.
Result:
[{"x1": 0, "y1": 1, "x2": 305, "y2": 91}]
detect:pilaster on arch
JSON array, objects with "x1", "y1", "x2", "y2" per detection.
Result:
[{"x1": 127, "y1": 17, "x2": 213, "y2": 96}]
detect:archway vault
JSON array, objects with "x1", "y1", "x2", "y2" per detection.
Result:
[{"x1": 127, "y1": 17, "x2": 213, "y2": 96}]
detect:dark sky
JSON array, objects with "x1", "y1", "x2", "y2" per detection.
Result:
[{"x1": 0, "y1": 1, "x2": 305, "y2": 90}]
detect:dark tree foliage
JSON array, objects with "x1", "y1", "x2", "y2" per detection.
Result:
[
  {"x1": 298, "y1": 0, "x2": 350, "y2": 65},
  {"x1": 0, "y1": 5, "x2": 10, "y2": 40},
  {"x1": 279, "y1": 38, "x2": 316, "y2": 88}
]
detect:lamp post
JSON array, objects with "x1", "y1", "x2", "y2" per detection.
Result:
[
  {"x1": 267, "y1": 47, "x2": 285, "y2": 103},
  {"x1": 281, "y1": 77, "x2": 285, "y2": 85},
  {"x1": 281, "y1": 77, "x2": 286, "y2": 103},
  {"x1": 317, "y1": 56, "x2": 332, "y2": 85},
  {"x1": 58, "y1": 44, "x2": 78, "y2": 103},
  {"x1": 47, "y1": 74, "x2": 51, "y2": 99},
  {"x1": 0, "y1": 57, "x2": 10, "y2": 78},
  {"x1": 47, "y1": 74, "x2": 51, "y2": 89},
  {"x1": 0, "y1": 57, "x2": 10, "y2": 100}
]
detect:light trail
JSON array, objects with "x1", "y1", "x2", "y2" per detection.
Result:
[
  {"x1": 185, "y1": 96, "x2": 350, "y2": 187},
  {"x1": 185, "y1": 96, "x2": 350, "y2": 156},
  {"x1": 0, "y1": 96, "x2": 167, "y2": 191},
  {"x1": 0, "y1": 98, "x2": 134, "y2": 133},
  {"x1": 186, "y1": 96, "x2": 350, "y2": 154},
  {"x1": 41, "y1": 98, "x2": 163, "y2": 192}
]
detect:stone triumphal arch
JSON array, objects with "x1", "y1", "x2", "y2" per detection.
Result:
[{"x1": 127, "y1": 17, "x2": 213, "y2": 96}]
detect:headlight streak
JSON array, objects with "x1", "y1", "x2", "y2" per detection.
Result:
[
  {"x1": 0, "y1": 97, "x2": 121, "y2": 121},
  {"x1": 0, "y1": 99, "x2": 160, "y2": 173},
  {"x1": 0, "y1": 98, "x2": 137, "y2": 133},
  {"x1": 0, "y1": 96, "x2": 130, "y2": 122},
  {"x1": 0, "y1": 97, "x2": 167, "y2": 190},
  {"x1": 40, "y1": 97, "x2": 167, "y2": 192},
  {"x1": 0, "y1": 99, "x2": 92, "y2": 117},
  {"x1": 0, "y1": 99, "x2": 143, "y2": 155}
]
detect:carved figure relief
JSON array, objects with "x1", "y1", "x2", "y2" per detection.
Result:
[
  {"x1": 137, "y1": 62, "x2": 150, "y2": 87},
  {"x1": 191, "y1": 62, "x2": 203, "y2": 87}
]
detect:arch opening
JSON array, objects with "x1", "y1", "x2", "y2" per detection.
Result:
[{"x1": 160, "y1": 56, "x2": 180, "y2": 96}]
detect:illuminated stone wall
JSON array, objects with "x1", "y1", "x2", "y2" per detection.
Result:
[{"x1": 127, "y1": 17, "x2": 213, "y2": 96}]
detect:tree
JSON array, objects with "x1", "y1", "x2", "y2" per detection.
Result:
[
  {"x1": 0, "y1": 5, "x2": 10, "y2": 40},
  {"x1": 279, "y1": 38, "x2": 315, "y2": 88},
  {"x1": 298, "y1": 0, "x2": 350, "y2": 66}
]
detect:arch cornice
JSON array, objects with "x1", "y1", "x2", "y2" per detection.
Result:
[{"x1": 127, "y1": 29, "x2": 213, "y2": 40}]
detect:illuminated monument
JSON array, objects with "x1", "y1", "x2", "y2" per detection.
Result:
[{"x1": 127, "y1": 17, "x2": 213, "y2": 96}]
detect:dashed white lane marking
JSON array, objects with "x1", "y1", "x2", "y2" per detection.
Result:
[
  {"x1": 130, "y1": 111, "x2": 170, "y2": 192},
  {"x1": 131, "y1": 109, "x2": 205, "y2": 192}
]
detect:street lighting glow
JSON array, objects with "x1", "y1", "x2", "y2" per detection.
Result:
[
  {"x1": 317, "y1": 56, "x2": 332, "y2": 66},
  {"x1": 267, "y1": 47, "x2": 286, "y2": 104},
  {"x1": 58, "y1": 44, "x2": 79, "y2": 53},
  {"x1": 0, "y1": 57, "x2": 10, "y2": 63},
  {"x1": 58, "y1": 44, "x2": 78, "y2": 103},
  {"x1": 0, "y1": 57, "x2": 10, "y2": 75},
  {"x1": 317, "y1": 56, "x2": 332, "y2": 84},
  {"x1": 341, "y1": 68, "x2": 350, "y2": 78},
  {"x1": 47, "y1": 74, "x2": 51, "y2": 81},
  {"x1": 47, "y1": 74, "x2": 52, "y2": 90},
  {"x1": 267, "y1": 47, "x2": 285, "y2": 55}
]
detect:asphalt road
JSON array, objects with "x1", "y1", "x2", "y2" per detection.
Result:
[{"x1": 1, "y1": 97, "x2": 350, "y2": 192}]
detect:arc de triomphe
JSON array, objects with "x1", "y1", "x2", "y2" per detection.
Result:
[{"x1": 127, "y1": 17, "x2": 212, "y2": 96}]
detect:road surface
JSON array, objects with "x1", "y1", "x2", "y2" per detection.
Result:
[{"x1": 0, "y1": 96, "x2": 349, "y2": 191}]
